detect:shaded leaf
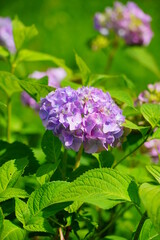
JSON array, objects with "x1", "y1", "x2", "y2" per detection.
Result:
[
  {"x1": 0, "y1": 46, "x2": 9, "y2": 58},
  {"x1": 123, "y1": 119, "x2": 150, "y2": 136},
  {"x1": 15, "y1": 198, "x2": 30, "y2": 225},
  {"x1": 41, "y1": 130, "x2": 62, "y2": 162},
  {"x1": 109, "y1": 89, "x2": 134, "y2": 107},
  {"x1": 24, "y1": 217, "x2": 55, "y2": 233},
  {"x1": 0, "y1": 188, "x2": 28, "y2": 203}
]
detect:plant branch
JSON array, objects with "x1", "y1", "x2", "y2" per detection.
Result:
[
  {"x1": 6, "y1": 97, "x2": 11, "y2": 142},
  {"x1": 133, "y1": 211, "x2": 148, "y2": 240},
  {"x1": 74, "y1": 144, "x2": 83, "y2": 170}
]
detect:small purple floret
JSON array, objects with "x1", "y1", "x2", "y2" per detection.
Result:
[
  {"x1": 144, "y1": 139, "x2": 160, "y2": 163},
  {"x1": 39, "y1": 87, "x2": 125, "y2": 153},
  {"x1": 94, "y1": 1, "x2": 153, "y2": 46},
  {"x1": 0, "y1": 17, "x2": 16, "y2": 53},
  {"x1": 21, "y1": 68, "x2": 66, "y2": 110}
]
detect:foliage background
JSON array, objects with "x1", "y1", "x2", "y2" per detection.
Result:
[{"x1": 1, "y1": 0, "x2": 160, "y2": 91}]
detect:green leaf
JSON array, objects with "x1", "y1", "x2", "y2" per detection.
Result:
[
  {"x1": 18, "y1": 79, "x2": 53, "y2": 102},
  {"x1": 105, "y1": 236, "x2": 127, "y2": 240},
  {"x1": 36, "y1": 162, "x2": 61, "y2": 185},
  {"x1": 0, "y1": 71, "x2": 22, "y2": 97},
  {"x1": 109, "y1": 89, "x2": 134, "y2": 107},
  {"x1": 28, "y1": 168, "x2": 139, "y2": 215},
  {"x1": 91, "y1": 74, "x2": 135, "y2": 90},
  {"x1": 152, "y1": 128, "x2": 160, "y2": 139},
  {"x1": 41, "y1": 130, "x2": 62, "y2": 162},
  {"x1": 12, "y1": 17, "x2": 38, "y2": 50},
  {"x1": 126, "y1": 47, "x2": 160, "y2": 78},
  {"x1": 139, "y1": 183, "x2": 160, "y2": 233},
  {"x1": 0, "y1": 102, "x2": 7, "y2": 112},
  {"x1": 0, "y1": 158, "x2": 28, "y2": 193},
  {"x1": 0, "y1": 46, "x2": 9, "y2": 58},
  {"x1": 15, "y1": 49, "x2": 72, "y2": 75},
  {"x1": 24, "y1": 217, "x2": 55, "y2": 233},
  {"x1": 1, "y1": 220, "x2": 26, "y2": 240},
  {"x1": 0, "y1": 188, "x2": 28, "y2": 203},
  {"x1": 75, "y1": 53, "x2": 91, "y2": 86},
  {"x1": 146, "y1": 165, "x2": 160, "y2": 184},
  {"x1": 27, "y1": 181, "x2": 69, "y2": 216},
  {"x1": 139, "y1": 219, "x2": 153, "y2": 240},
  {"x1": 60, "y1": 79, "x2": 81, "y2": 89},
  {"x1": 123, "y1": 119, "x2": 150, "y2": 136},
  {"x1": 141, "y1": 104, "x2": 160, "y2": 128},
  {"x1": 0, "y1": 140, "x2": 39, "y2": 174},
  {"x1": 0, "y1": 208, "x2": 4, "y2": 236},
  {"x1": 15, "y1": 198, "x2": 30, "y2": 225}
]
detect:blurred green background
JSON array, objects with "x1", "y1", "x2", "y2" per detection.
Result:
[
  {"x1": 0, "y1": 0, "x2": 160, "y2": 144},
  {"x1": 1, "y1": 0, "x2": 160, "y2": 91}
]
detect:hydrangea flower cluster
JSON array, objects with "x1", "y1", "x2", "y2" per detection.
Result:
[
  {"x1": 137, "y1": 82, "x2": 160, "y2": 105},
  {"x1": 39, "y1": 87, "x2": 125, "y2": 153},
  {"x1": 21, "y1": 68, "x2": 66, "y2": 110},
  {"x1": 0, "y1": 17, "x2": 16, "y2": 53},
  {"x1": 136, "y1": 82, "x2": 160, "y2": 163},
  {"x1": 94, "y1": 1, "x2": 153, "y2": 46},
  {"x1": 144, "y1": 140, "x2": 160, "y2": 163}
]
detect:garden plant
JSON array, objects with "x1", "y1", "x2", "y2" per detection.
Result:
[{"x1": 0, "y1": 1, "x2": 160, "y2": 239}]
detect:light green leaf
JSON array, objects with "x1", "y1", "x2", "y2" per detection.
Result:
[
  {"x1": 24, "y1": 217, "x2": 55, "y2": 233},
  {"x1": 12, "y1": 17, "x2": 38, "y2": 50},
  {"x1": 91, "y1": 74, "x2": 135, "y2": 90},
  {"x1": 0, "y1": 158, "x2": 28, "y2": 193},
  {"x1": 123, "y1": 119, "x2": 150, "y2": 136},
  {"x1": 126, "y1": 47, "x2": 160, "y2": 78},
  {"x1": 28, "y1": 168, "x2": 139, "y2": 216},
  {"x1": 0, "y1": 208, "x2": 4, "y2": 236},
  {"x1": 139, "y1": 219, "x2": 153, "y2": 240},
  {"x1": 41, "y1": 130, "x2": 62, "y2": 162},
  {"x1": 75, "y1": 53, "x2": 91, "y2": 86},
  {"x1": 105, "y1": 236, "x2": 127, "y2": 240},
  {"x1": 60, "y1": 79, "x2": 81, "y2": 89},
  {"x1": 0, "y1": 71, "x2": 22, "y2": 97},
  {"x1": 28, "y1": 181, "x2": 69, "y2": 216},
  {"x1": 15, "y1": 49, "x2": 72, "y2": 75},
  {"x1": 0, "y1": 102, "x2": 7, "y2": 112},
  {"x1": 0, "y1": 188, "x2": 28, "y2": 203},
  {"x1": 141, "y1": 104, "x2": 160, "y2": 128},
  {"x1": 0, "y1": 46, "x2": 9, "y2": 58},
  {"x1": 152, "y1": 128, "x2": 160, "y2": 140},
  {"x1": 1, "y1": 220, "x2": 26, "y2": 240},
  {"x1": 139, "y1": 183, "x2": 160, "y2": 233},
  {"x1": 146, "y1": 165, "x2": 160, "y2": 184},
  {"x1": 109, "y1": 89, "x2": 134, "y2": 107},
  {"x1": 36, "y1": 162, "x2": 61, "y2": 185},
  {"x1": 18, "y1": 79, "x2": 53, "y2": 102},
  {"x1": 15, "y1": 198, "x2": 30, "y2": 225}
]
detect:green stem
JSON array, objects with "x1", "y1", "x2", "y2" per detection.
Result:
[
  {"x1": 112, "y1": 129, "x2": 152, "y2": 169},
  {"x1": 105, "y1": 37, "x2": 119, "y2": 73},
  {"x1": 7, "y1": 97, "x2": 11, "y2": 142},
  {"x1": 74, "y1": 144, "x2": 83, "y2": 170},
  {"x1": 133, "y1": 212, "x2": 148, "y2": 240}
]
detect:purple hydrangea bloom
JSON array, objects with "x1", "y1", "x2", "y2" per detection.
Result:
[
  {"x1": 39, "y1": 87, "x2": 125, "y2": 153},
  {"x1": 0, "y1": 17, "x2": 16, "y2": 53},
  {"x1": 21, "y1": 68, "x2": 66, "y2": 110},
  {"x1": 136, "y1": 82, "x2": 160, "y2": 105},
  {"x1": 144, "y1": 139, "x2": 160, "y2": 163},
  {"x1": 94, "y1": 1, "x2": 153, "y2": 46}
]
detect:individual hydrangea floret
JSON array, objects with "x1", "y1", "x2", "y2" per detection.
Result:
[
  {"x1": 136, "y1": 82, "x2": 160, "y2": 105},
  {"x1": 144, "y1": 139, "x2": 160, "y2": 163},
  {"x1": 21, "y1": 68, "x2": 66, "y2": 110},
  {"x1": 0, "y1": 17, "x2": 16, "y2": 53},
  {"x1": 39, "y1": 86, "x2": 125, "y2": 153},
  {"x1": 94, "y1": 1, "x2": 153, "y2": 46}
]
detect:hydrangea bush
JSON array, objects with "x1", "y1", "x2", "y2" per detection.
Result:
[
  {"x1": 0, "y1": 3, "x2": 160, "y2": 240},
  {"x1": 94, "y1": 1, "x2": 153, "y2": 46}
]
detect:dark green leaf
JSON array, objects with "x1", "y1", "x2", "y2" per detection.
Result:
[
  {"x1": 41, "y1": 130, "x2": 62, "y2": 162},
  {"x1": 1, "y1": 220, "x2": 26, "y2": 240}
]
